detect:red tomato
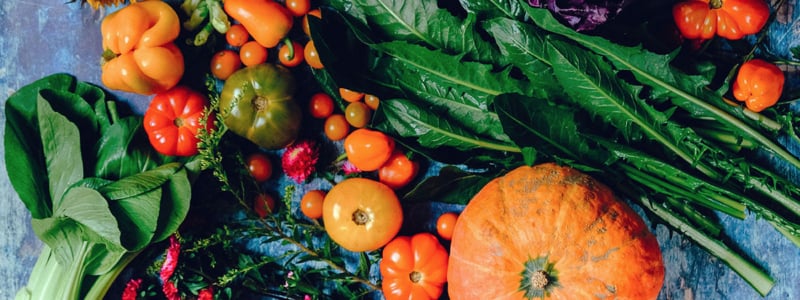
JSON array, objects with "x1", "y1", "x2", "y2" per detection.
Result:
[
  {"x1": 226, "y1": 23, "x2": 250, "y2": 47},
  {"x1": 378, "y1": 150, "x2": 419, "y2": 190},
  {"x1": 309, "y1": 92, "x2": 334, "y2": 119},
  {"x1": 247, "y1": 152, "x2": 273, "y2": 182},
  {"x1": 672, "y1": 0, "x2": 769, "y2": 40},
  {"x1": 285, "y1": 0, "x2": 311, "y2": 17},
  {"x1": 435, "y1": 212, "x2": 459, "y2": 241},
  {"x1": 254, "y1": 193, "x2": 276, "y2": 218},
  {"x1": 380, "y1": 233, "x2": 449, "y2": 300},
  {"x1": 300, "y1": 189, "x2": 325, "y2": 219},
  {"x1": 143, "y1": 86, "x2": 214, "y2": 156},
  {"x1": 210, "y1": 49, "x2": 242, "y2": 80},
  {"x1": 240, "y1": 41, "x2": 268, "y2": 67},
  {"x1": 278, "y1": 40, "x2": 305, "y2": 67}
]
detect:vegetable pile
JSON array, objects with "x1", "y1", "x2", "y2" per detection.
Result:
[{"x1": 5, "y1": 0, "x2": 800, "y2": 299}]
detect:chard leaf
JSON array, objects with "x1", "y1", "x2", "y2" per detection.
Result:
[
  {"x1": 522, "y1": 4, "x2": 800, "y2": 171},
  {"x1": 94, "y1": 117, "x2": 170, "y2": 180},
  {"x1": 152, "y1": 167, "x2": 192, "y2": 243},
  {"x1": 394, "y1": 69, "x2": 510, "y2": 141},
  {"x1": 380, "y1": 98, "x2": 519, "y2": 153},
  {"x1": 98, "y1": 162, "x2": 181, "y2": 200},
  {"x1": 458, "y1": 0, "x2": 525, "y2": 20},
  {"x1": 37, "y1": 97, "x2": 83, "y2": 212},
  {"x1": 483, "y1": 17, "x2": 563, "y2": 99},
  {"x1": 108, "y1": 187, "x2": 161, "y2": 251},
  {"x1": 331, "y1": 0, "x2": 501, "y2": 63},
  {"x1": 376, "y1": 40, "x2": 529, "y2": 97}
]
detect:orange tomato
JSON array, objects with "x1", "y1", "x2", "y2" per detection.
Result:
[
  {"x1": 210, "y1": 49, "x2": 242, "y2": 80},
  {"x1": 339, "y1": 88, "x2": 365, "y2": 102},
  {"x1": 435, "y1": 212, "x2": 459, "y2": 241},
  {"x1": 344, "y1": 101, "x2": 372, "y2": 128},
  {"x1": 364, "y1": 94, "x2": 380, "y2": 110},
  {"x1": 378, "y1": 150, "x2": 419, "y2": 190},
  {"x1": 304, "y1": 40, "x2": 324, "y2": 69},
  {"x1": 240, "y1": 41, "x2": 268, "y2": 66},
  {"x1": 225, "y1": 23, "x2": 250, "y2": 47},
  {"x1": 324, "y1": 114, "x2": 350, "y2": 141},
  {"x1": 224, "y1": 0, "x2": 293, "y2": 48},
  {"x1": 302, "y1": 8, "x2": 322, "y2": 36},
  {"x1": 309, "y1": 92, "x2": 335, "y2": 119},
  {"x1": 300, "y1": 189, "x2": 325, "y2": 219},
  {"x1": 322, "y1": 178, "x2": 403, "y2": 252},
  {"x1": 285, "y1": 0, "x2": 311, "y2": 17},
  {"x1": 344, "y1": 128, "x2": 395, "y2": 171},
  {"x1": 278, "y1": 40, "x2": 305, "y2": 67}
]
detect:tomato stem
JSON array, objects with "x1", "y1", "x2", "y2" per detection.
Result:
[
  {"x1": 409, "y1": 271, "x2": 422, "y2": 283},
  {"x1": 282, "y1": 37, "x2": 294, "y2": 60},
  {"x1": 709, "y1": 0, "x2": 723, "y2": 9}
]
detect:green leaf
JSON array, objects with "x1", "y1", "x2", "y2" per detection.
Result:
[
  {"x1": 330, "y1": 0, "x2": 501, "y2": 63},
  {"x1": 152, "y1": 167, "x2": 192, "y2": 243},
  {"x1": 376, "y1": 40, "x2": 528, "y2": 97},
  {"x1": 94, "y1": 117, "x2": 170, "y2": 180},
  {"x1": 402, "y1": 166, "x2": 495, "y2": 204},
  {"x1": 37, "y1": 97, "x2": 84, "y2": 212},
  {"x1": 98, "y1": 162, "x2": 181, "y2": 200},
  {"x1": 380, "y1": 98, "x2": 519, "y2": 153},
  {"x1": 108, "y1": 187, "x2": 161, "y2": 251},
  {"x1": 458, "y1": 0, "x2": 525, "y2": 20}
]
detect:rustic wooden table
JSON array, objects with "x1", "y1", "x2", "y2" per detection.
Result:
[{"x1": 1, "y1": 1, "x2": 799, "y2": 299}]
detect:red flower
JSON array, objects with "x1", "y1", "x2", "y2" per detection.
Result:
[
  {"x1": 281, "y1": 140, "x2": 319, "y2": 183},
  {"x1": 160, "y1": 234, "x2": 181, "y2": 300},
  {"x1": 162, "y1": 280, "x2": 179, "y2": 300},
  {"x1": 197, "y1": 286, "x2": 214, "y2": 300},
  {"x1": 121, "y1": 278, "x2": 142, "y2": 300}
]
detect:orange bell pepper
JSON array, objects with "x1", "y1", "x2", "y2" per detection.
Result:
[
  {"x1": 224, "y1": 0, "x2": 293, "y2": 48},
  {"x1": 101, "y1": 0, "x2": 184, "y2": 95},
  {"x1": 672, "y1": 0, "x2": 770, "y2": 40},
  {"x1": 732, "y1": 59, "x2": 784, "y2": 112}
]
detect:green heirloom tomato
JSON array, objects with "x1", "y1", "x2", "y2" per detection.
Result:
[{"x1": 220, "y1": 63, "x2": 302, "y2": 149}]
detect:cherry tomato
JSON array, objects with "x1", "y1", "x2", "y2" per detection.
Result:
[
  {"x1": 309, "y1": 92, "x2": 335, "y2": 119},
  {"x1": 143, "y1": 86, "x2": 214, "y2": 156},
  {"x1": 380, "y1": 233, "x2": 449, "y2": 300},
  {"x1": 364, "y1": 94, "x2": 380, "y2": 110},
  {"x1": 339, "y1": 88, "x2": 364, "y2": 102},
  {"x1": 344, "y1": 128, "x2": 395, "y2": 172},
  {"x1": 435, "y1": 212, "x2": 459, "y2": 241},
  {"x1": 278, "y1": 40, "x2": 305, "y2": 67},
  {"x1": 344, "y1": 101, "x2": 372, "y2": 128},
  {"x1": 210, "y1": 49, "x2": 242, "y2": 80},
  {"x1": 322, "y1": 178, "x2": 403, "y2": 252},
  {"x1": 378, "y1": 150, "x2": 419, "y2": 190},
  {"x1": 285, "y1": 0, "x2": 310, "y2": 17},
  {"x1": 254, "y1": 193, "x2": 276, "y2": 218},
  {"x1": 302, "y1": 8, "x2": 322, "y2": 36},
  {"x1": 732, "y1": 59, "x2": 785, "y2": 112},
  {"x1": 240, "y1": 41, "x2": 268, "y2": 67},
  {"x1": 324, "y1": 114, "x2": 350, "y2": 141},
  {"x1": 304, "y1": 40, "x2": 324, "y2": 69},
  {"x1": 226, "y1": 23, "x2": 250, "y2": 47},
  {"x1": 300, "y1": 189, "x2": 325, "y2": 219},
  {"x1": 247, "y1": 152, "x2": 273, "y2": 182}
]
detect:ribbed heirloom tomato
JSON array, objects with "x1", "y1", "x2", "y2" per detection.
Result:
[
  {"x1": 219, "y1": 64, "x2": 302, "y2": 149},
  {"x1": 380, "y1": 233, "x2": 449, "y2": 300},
  {"x1": 100, "y1": 1, "x2": 184, "y2": 95},
  {"x1": 143, "y1": 86, "x2": 214, "y2": 156},
  {"x1": 672, "y1": 0, "x2": 770, "y2": 40},
  {"x1": 322, "y1": 178, "x2": 403, "y2": 252}
]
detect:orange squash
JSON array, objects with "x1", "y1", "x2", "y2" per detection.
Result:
[{"x1": 447, "y1": 163, "x2": 665, "y2": 299}]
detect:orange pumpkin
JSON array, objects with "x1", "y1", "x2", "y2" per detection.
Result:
[{"x1": 447, "y1": 163, "x2": 665, "y2": 299}]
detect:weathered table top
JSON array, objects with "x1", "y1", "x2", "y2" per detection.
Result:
[{"x1": 1, "y1": 1, "x2": 799, "y2": 299}]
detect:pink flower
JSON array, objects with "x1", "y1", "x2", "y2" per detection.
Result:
[
  {"x1": 121, "y1": 278, "x2": 142, "y2": 300},
  {"x1": 160, "y1": 234, "x2": 181, "y2": 282},
  {"x1": 304, "y1": 295, "x2": 311, "y2": 300},
  {"x1": 281, "y1": 140, "x2": 319, "y2": 183},
  {"x1": 197, "y1": 286, "x2": 214, "y2": 300},
  {"x1": 162, "y1": 281, "x2": 179, "y2": 300},
  {"x1": 341, "y1": 160, "x2": 360, "y2": 175}
]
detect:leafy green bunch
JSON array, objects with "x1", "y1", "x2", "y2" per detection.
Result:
[
  {"x1": 4, "y1": 74, "x2": 196, "y2": 300},
  {"x1": 309, "y1": 0, "x2": 800, "y2": 296}
]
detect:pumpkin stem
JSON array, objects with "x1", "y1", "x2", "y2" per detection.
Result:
[
  {"x1": 409, "y1": 271, "x2": 422, "y2": 283},
  {"x1": 352, "y1": 209, "x2": 370, "y2": 225},
  {"x1": 253, "y1": 96, "x2": 268, "y2": 111},
  {"x1": 530, "y1": 270, "x2": 549, "y2": 289},
  {"x1": 709, "y1": 0, "x2": 723, "y2": 9}
]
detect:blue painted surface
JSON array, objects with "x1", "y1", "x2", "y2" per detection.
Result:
[{"x1": 0, "y1": 1, "x2": 799, "y2": 300}]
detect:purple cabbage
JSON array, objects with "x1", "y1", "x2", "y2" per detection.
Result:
[{"x1": 529, "y1": 0, "x2": 637, "y2": 32}]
